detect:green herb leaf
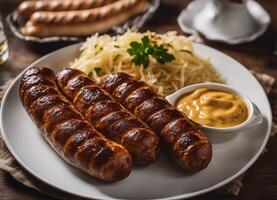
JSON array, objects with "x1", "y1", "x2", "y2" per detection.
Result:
[
  {"x1": 142, "y1": 36, "x2": 150, "y2": 47},
  {"x1": 94, "y1": 67, "x2": 102, "y2": 73},
  {"x1": 152, "y1": 44, "x2": 175, "y2": 64},
  {"x1": 127, "y1": 36, "x2": 175, "y2": 68}
]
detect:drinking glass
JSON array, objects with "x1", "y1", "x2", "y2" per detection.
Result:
[{"x1": 0, "y1": 14, "x2": 8, "y2": 65}]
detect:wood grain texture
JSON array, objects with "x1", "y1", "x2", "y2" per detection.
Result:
[{"x1": 0, "y1": 0, "x2": 276, "y2": 199}]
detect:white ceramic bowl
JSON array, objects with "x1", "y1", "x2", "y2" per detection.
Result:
[
  {"x1": 166, "y1": 83, "x2": 263, "y2": 138},
  {"x1": 177, "y1": 0, "x2": 271, "y2": 44}
]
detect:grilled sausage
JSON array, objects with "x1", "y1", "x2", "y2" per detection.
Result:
[
  {"x1": 101, "y1": 72, "x2": 212, "y2": 173},
  {"x1": 56, "y1": 68, "x2": 160, "y2": 165},
  {"x1": 18, "y1": 0, "x2": 118, "y2": 19},
  {"x1": 21, "y1": 0, "x2": 148, "y2": 37},
  {"x1": 19, "y1": 67, "x2": 132, "y2": 182}
]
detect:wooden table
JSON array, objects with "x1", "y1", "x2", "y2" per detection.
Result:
[{"x1": 0, "y1": 0, "x2": 276, "y2": 199}]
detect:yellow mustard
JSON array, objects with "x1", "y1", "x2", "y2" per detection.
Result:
[{"x1": 176, "y1": 88, "x2": 248, "y2": 128}]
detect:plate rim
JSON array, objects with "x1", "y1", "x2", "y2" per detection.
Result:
[{"x1": 0, "y1": 42, "x2": 272, "y2": 200}]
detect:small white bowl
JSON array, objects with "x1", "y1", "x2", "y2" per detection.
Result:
[
  {"x1": 166, "y1": 83, "x2": 263, "y2": 140},
  {"x1": 177, "y1": 0, "x2": 271, "y2": 44}
]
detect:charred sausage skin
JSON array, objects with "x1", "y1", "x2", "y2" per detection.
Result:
[
  {"x1": 19, "y1": 67, "x2": 132, "y2": 182},
  {"x1": 56, "y1": 68, "x2": 160, "y2": 165},
  {"x1": 101, "y1": 72, "x2": 212, "y2": 173}
]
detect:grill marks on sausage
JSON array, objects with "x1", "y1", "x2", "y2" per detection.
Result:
[
  {"x1": 74, "y1": 86, "x2": 110, "y2": 109},
  {"x1": 109, "y1": 117, "x2": 144, "y2": 140},
  {"x1": 52, "y1": 119, "x2": 90, "y2": 145},
  {"x1": 44, "y1": 104, "x2": 82, "y2": 134},
  {"x1": 135, "y1": 98, "x2": 170, "y2": 121},
  {"x1": 20, "y1": 76, "x2": 56, "y2": 101},
  {"x1": 66, "y1": 75, "x2": 94, "y2": 97},
  {"x1": 56, "y1": 68, "x2": 83, "y2": 88},
  {"x1": 178, "y1": 133, "x2": 200, "y2": 149},
  {"x1": 56, "y1": 68, "x2": 160, "y2": 165},
  {"x1": 125, "y1": 87, "x2": 156, "y2": 112},
  {"x1": 160, "y1": 118, "x2": 198, "y2": 147},
  {"x1": 22, "y1": 67, "x2": 55, "y2": 79},
  {"x1": 102, "y1": 73, "x2": 157, "y2": 111},
  {"x1": 147, "y1": 109, "x2": 184, "y2": 133},
  {"x1": 88, "y1": 100, "x2": 122, "y2": 121},
  {"x1": 113, "y1": 79, "x2": 144, "y2": 104},
  {"x1": 101, "y1": 72, "x2": 130, "y2": 93},
  {"x1": 20, "y1": 68, "x2": 56, "y2": 97},
  {"x1": 65, "y1": 129, "x2": 94, "y2": 157},
  {"x1": 21, "y1": 75, "x2": 56, "y2": 90},
  {"x1": 30, "y1": 95, "x2": 70, "y2": 126},
  {"x1": 23, "y1": 85, "x2": 59, "y2": 109},
  {"x1": 94, "y1": 144, "x2": 115, "y2": 167},
  {"x1": 162, "y1": 118, "x2": 200, "y2": 138},
  {"x1": 77, "y1": 139, "x2": 99, "y2": 167},
  {"x1": 96, "y1": 111, "x2": 130, "y2": 137},
  {"x1": 173, "y1": 132, "x2": 201, "y2": 158}
]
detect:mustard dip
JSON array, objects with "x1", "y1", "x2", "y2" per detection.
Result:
[{"x1": 176, "y1": 88, "x2": 248, "y2": 128}]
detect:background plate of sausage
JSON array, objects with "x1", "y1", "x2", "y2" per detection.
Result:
[
  {"x1": 7, "y1": 0, "x2": 160, "y2": 43},
  {"x1": 0, "y1": 42, "x2": 272, "y2": 200}
]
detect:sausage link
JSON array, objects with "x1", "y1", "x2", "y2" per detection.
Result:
[
  {"x1": 28, "y1": 0, "x2": 145, "y2": 25},
  {"x1": 19, "y1": 67, "x2": 132, "y2": 182},
  {"x1": 101, "y1": 72, "x2": 212, "y2": 173},
  {"x1": 56, "y1": 68, "x2": 160, "y2": 165},
  {"x1": 21, "y1": 0, "x2": 148, "y2": 37},
  {"x1": 18, "y1": 0, "x2": 119, "y2": 19}
]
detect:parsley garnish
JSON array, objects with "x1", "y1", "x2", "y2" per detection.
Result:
[
  {"x1": 94, "y1": 67, "x2": 102, "y2": 73},
  {"x1": 127, "y1": 36, "x2": 175, "y2": 68}
]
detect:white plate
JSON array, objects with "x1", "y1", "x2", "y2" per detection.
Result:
[{"x1": 0, "y1": 43, "x2": 272, "y2": 200}]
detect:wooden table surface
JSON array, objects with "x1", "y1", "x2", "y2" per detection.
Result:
[{"x1": 0, "y1": 0, "x2": 276, "y2": 199}]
